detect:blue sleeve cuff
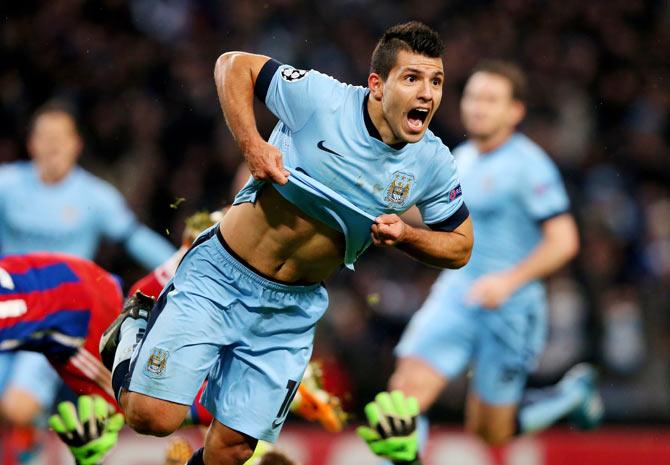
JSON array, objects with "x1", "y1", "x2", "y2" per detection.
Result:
[
  {"x1": 427, "y1": 203, "x2": 470, "y2": 232},
  {"x1": 254, "y1": 59, "x2": 282, "y2": 103}
]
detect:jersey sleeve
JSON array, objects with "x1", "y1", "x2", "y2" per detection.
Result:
[
  {"x1": 520, "y1": 153, "x2": 570, "y2": 222},
  {"x1": 95, "y1": 182, "x2": 138, "y2": 241},
  {"x1": 254, "y1": 59, "x2": 341, "y2": 131},
  {"x1": 417, "y1": 149, "x2": 469, "y2": 231}
]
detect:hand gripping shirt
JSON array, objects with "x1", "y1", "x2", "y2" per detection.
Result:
[{"x1": 234, "y1": 60, "x2": 468, "y2": 268}]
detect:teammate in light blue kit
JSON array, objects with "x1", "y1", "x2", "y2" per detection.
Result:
[
  {"x1": 104, "y1": 22, "x2": 473, "y2": 465},
  {"x1": 392, "y1": 61, "x2": 603, "y2": 448},
  {"x1": 0, "y1": 102, "x2": 175, "y2": 432}
]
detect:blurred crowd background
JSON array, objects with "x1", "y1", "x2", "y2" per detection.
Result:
[{"x1": 1, "y1": 0, "x2": 668, "y2": 427}]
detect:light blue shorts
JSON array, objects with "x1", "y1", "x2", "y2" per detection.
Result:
[
  {"x1": 126, "y1": 225, "x2": 329, "y2": 442},
  {"x1": 395, "y1": 272, "x2": 547, "y2": 405}
]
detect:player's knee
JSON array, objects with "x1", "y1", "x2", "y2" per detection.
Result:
[
  {"x1": 0, "y1": 388, "x2": 42, "y2": 427},
  {"x1": 388, "y1": 366, "x2": 442, "y2": 411},
  {"x1": 124, "y1": 395, "x2": 183, "y2": 437},
  {"x1": 204, "y1": 420, "x2": 258, "y2": 465},
  {"x1": 468, "y1": 423, "x2": 513, "y2": 446}
]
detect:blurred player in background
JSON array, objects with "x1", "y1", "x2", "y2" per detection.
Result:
[
  {"x1": 104, "y1": 21, "x2": 473, "y2": 465},
  {"x1": 0, "y1": 101, "x2": 176, "y2": 462},
  {"x1": 388, "y1": 61, "x2": 603, "y2": 453}
]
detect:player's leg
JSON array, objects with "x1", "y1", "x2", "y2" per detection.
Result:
[
  {"x1": 464, "y1": 393, "x2": 518, "y2": 444},
  {"x1": 110, "y1": 284, "x2": 220, "y2": 436},
  {"x1": 391, "y1": 280, "x2": 476, "y2": 409},
  {"x1": 0, "y1": 352, "x2": 61, "y2": 426},
  {"x1": 468, "y1": 303, "x2": 603, "y2": 445},
  {"x1": 390, "y1": 279, "x2": 477, "y2": 452},
  {"x1": 180, "y1": 232, "x2": 328, "y2": 465},
  {"x1": 104, "y1": 226, "x2": 227, "y2": 434},
  {"x1": 389, "y1": 356, "x2": 448, "y2": 411}
]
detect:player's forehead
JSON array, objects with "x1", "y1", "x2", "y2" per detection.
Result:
[
  {"x1": 33, "y1": 111, "x2": 77, "y2": 133},
  {"x1": 390, "y1": 49, "x2": 444, "y2": 77},
  {"x1": 464, "y1": 72, "x2": 513, "y2": 98}
]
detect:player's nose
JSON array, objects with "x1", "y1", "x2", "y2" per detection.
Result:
[{"x1": 417, "y1": 79, "x2": 433, "y2": 101}]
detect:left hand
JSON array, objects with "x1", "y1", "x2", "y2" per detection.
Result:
[
  {"x1": 49, "y1": 395, "x2": 124, "y2": 465},
  {"x1": 357, "y1": 390, "x2": 420, "y2": 463},
  {"x1": 466, "y1": 272, "x2": 519, "y2": 309},
  {"x1": 371, "y1": 214, "x2": 409, "y2": 247}
]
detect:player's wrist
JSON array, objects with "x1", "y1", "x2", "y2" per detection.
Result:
[{"x1": 392, "y1": 458, "x2": 423, "y2": 465}]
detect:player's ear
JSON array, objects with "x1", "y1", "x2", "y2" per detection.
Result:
[
  {"x1": 510, "y1": 100, "x2": 525, "y2": 127},
  {"x1": 368, "y1": 73, "x2": 384, "y2": 100}
]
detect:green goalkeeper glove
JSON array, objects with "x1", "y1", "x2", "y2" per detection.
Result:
[
  {"x1": 49, "y1": 395, "x2": 124, "y2": 465},
  {"x1": 356, "y1": 390, "x2": 421, "y2": 464}
]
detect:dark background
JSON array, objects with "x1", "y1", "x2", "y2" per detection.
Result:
[{"x1": 1, "y1": 0, "x2": 668, "y2": 424}]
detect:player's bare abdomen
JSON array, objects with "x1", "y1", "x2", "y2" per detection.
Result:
[{"x1": 220, "y1": 185, "x2": 344, "y2": 284}]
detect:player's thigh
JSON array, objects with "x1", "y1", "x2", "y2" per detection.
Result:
[
  {"x1": 0, "y1": 352, "x2": 60, "y2": 425},
  {"x1": 394, "y1": 283, "x2": 477, "y2": 409},
  {"x1": 125, "y1": 282, "x2": 223, "y2": 413},
  {"x1": 389, "y1": 356, "x2": 448, "y2": 412},
  {"x1": 204, "y1": 418, "x2": 258, "y2": 465},
  {"x1": 471, "y1": 302, "x2": 546, "y2": 406},
  {"x1": 465, "y1": 392, "x2": 518, "y2": 444}
]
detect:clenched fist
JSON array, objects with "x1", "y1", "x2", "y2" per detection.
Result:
[{"x1": 371, "y1": 214, "x2": 409, "y2": 247}]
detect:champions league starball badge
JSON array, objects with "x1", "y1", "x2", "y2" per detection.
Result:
[{"x1": 280, "y1": 67, "x2": 308, "y2": 82}]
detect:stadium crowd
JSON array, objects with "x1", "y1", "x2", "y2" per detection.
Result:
[{"x1": 1, "y1": 0, "x2": 668, "y2": 424}]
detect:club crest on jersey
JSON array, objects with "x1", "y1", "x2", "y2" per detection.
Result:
[
  {"x1": 280, "y1": 67, "x2": 307, "y2": 82},
  {"x1": 145, "y1": 347, "x2": 169, "y2": 377},
  {"x1": 384, "y1": 171, "x2": 415, "y2": 206}
]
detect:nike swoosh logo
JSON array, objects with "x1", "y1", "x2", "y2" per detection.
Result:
[
  {"x1": 317, "y1": 140, "x2": 344, "y2": 158},
  {"x1": 272, "y1": 418, "x2": 284, "y2": 429}
]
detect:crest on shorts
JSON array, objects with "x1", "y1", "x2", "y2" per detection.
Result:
[
  {"x1": 384, "y1": 171, "x2": 415, "y2": 206},
  {"x1": 280, "y1": 67, "x2": 307, "y2": 82},
  {"x1": 145, "y1": 347, "x2": 169, "y2": 377}
]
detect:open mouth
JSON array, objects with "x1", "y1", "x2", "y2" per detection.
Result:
[{"x1": 407, "y1": 108, "x2": 429, "y2": 131}]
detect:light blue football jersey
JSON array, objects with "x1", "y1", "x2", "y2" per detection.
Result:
[
  {"x1": 0, "y1": 161, "x2": 174, "y2": 267},
  {"x1": 234, "y1": 60, "x2": 467, "y2": 268},
  {"x1": 454, "y1": 133, "x2": 569, "y2": 280}
]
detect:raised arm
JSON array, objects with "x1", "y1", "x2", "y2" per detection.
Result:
[{"x1": 214, "y1": 52, "x2": 288, "y2": 184}]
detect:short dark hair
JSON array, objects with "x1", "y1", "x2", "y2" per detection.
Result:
[
  {"x1": 370, "y1": 21, "x2": 445, "y2": 80},
  {"x1": 28, "y1": 100, "x2": 80, "y2": 134},
  {"x1": 469, "y1": 60, "x2": 528, "y2": 103}
]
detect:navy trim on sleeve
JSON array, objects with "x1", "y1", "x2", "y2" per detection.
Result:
[
  {"x1": 427, "y1": 203, "x2": 470, "y2": 232},
  {"x1": 254, "y1": 59, "x2": 282, "y2": 103},
  {"x1": 536, "y1": 209, "x2": 570, "y2": 225}
]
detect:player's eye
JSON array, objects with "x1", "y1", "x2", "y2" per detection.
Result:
[
  {"x1": 405, "y1": 75, "x2": 416, "y2": 82},
  {"x1": 433, "y1": 78, "x2": 442, "y2": 86}
]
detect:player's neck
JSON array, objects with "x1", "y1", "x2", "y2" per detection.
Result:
[{"x1": 472, "y1": 128, "x2": 515, "y2": 154}]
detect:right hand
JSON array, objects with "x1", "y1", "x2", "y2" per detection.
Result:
[
  {"x1": 244, "y1": 139, "x2": 289, "y2": 185},
  {"x1": 49, "y1": 395, "x2": 124, "y2": 465}
]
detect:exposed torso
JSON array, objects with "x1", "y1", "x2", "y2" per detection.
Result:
[{"x1": 222, "y1": 185, "x2": 344, "y2": 283}]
